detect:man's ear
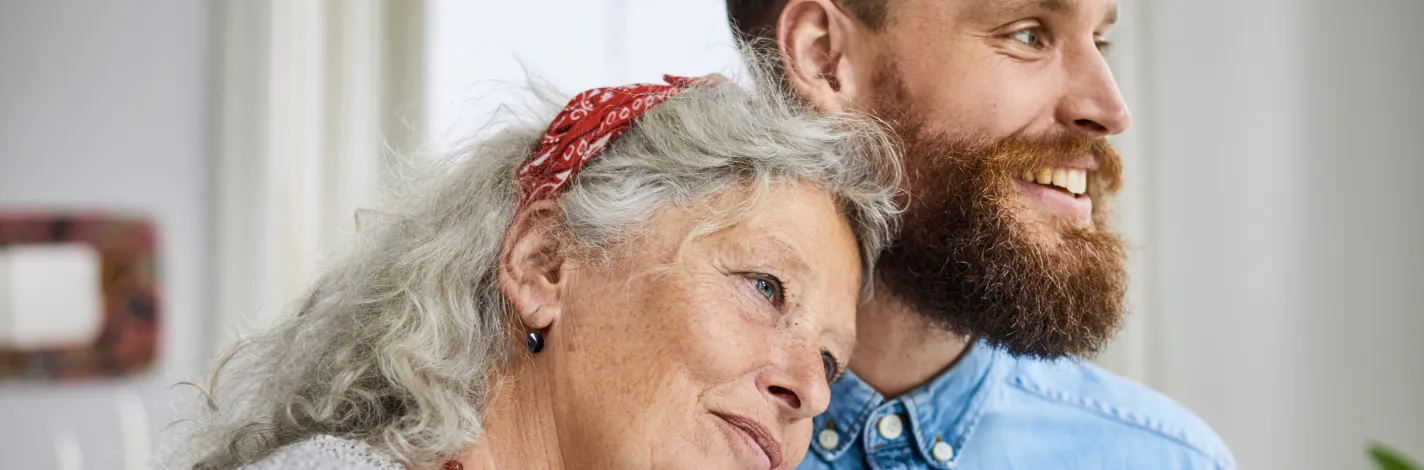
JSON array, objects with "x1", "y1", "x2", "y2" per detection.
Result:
[
  {"x1": 777, "y1": 0, "x2": 874, "y2": 113},
  {"x1": 498, "y1": 199, "x2": 569, "y2": 331}
]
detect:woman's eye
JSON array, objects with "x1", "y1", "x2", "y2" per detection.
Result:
[
  {"x1": 752, "y1": 275, "x2": 785, "y2": 309},
  {"x1": 1011, "y1": 28, "x2": 1042, "y2": 47},
  {"x1": 820, "y1": 351, "x2": 840, "y2": 383}
]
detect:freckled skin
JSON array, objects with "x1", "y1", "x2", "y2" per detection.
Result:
[{"x1": 545, "y1": 184, "x2": 863, "y2": 469}]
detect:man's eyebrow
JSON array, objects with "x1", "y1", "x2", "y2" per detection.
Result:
[
  {"x1": 1037, "y1": 0, "x2": 1071, "y2": 12},
  {"x1": 971, "y1": 0, "x2": 1118, "y2": 29},
  {"x1": 981, "y1": 0, "x2": 1072, "y2": 17}
]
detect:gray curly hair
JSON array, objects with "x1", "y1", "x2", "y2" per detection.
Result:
[{"x1": 172, "y1": 62, "x2": 901, "y2": 469}]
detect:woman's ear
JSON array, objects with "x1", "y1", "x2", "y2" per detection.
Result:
[
  {"x1": 499, "y1": 199, "x2": 569, "y2": 331},
  {"x1": 777, "y1": 0, "x2": 874, "y2": 113}
]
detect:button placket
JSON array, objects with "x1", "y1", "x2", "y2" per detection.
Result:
[
  {"x1": 863, "y1": 402, "x2": 918, "y2": 470},
  {"x1": 866, "y1": 446, "x2": 916, "y2": 470}
]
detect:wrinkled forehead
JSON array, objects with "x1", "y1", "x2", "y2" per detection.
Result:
[
  {"x1": 692, "y1": 185, "x2": 863, "y2": 285},
  {"x1": 610, "y1": 183, "x2": 868, "y2": 309}
]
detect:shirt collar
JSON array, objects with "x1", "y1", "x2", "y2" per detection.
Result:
[{"x1": 809, "y1": 340, "x2": 1006, "y2": 466}]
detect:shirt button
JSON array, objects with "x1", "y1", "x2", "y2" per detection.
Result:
[
  {"x1": 817, "y1": 428, "x2": 840, "y2": 449},
  {"x1": 932, "y1": 441, "x2": 955, "y2": 462},
  {"x1": 876, "y1": 414, "x2": 904, "y2": 440}
]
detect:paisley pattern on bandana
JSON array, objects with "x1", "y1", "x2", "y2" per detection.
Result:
[{"x1": 515, "y1": 75, "x2": 713, "y2": 203}]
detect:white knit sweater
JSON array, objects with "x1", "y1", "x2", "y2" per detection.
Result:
[{"x1": 237, "y1": 435, "x2": 405, "y2": 470}]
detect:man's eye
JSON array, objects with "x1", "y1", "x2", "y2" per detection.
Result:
[
  {"x1": 1011, "y1": 28, "x2": 1042, "y2": 47},
  {"x1": 752, "y1": 275, "x2": 784, "y2": 309},
  {"x1": 821, "y1": 351, "x2": 840, "y2": 383}
]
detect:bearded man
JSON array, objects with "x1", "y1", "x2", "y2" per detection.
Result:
[{"x1": 725, "y1": 0, "x2": 1234, "y2": 468}]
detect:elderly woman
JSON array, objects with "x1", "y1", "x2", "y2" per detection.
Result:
[{"x1": 177, "y1": 73, "x2": 899, "y2": 470}]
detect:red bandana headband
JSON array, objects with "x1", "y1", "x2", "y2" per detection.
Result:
[{"x1": 515, "y1": 74, "x2": 714, "y2": 203}]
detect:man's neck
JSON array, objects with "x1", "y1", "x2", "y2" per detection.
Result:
[
  {"x1": 455, "y1": 363, "x2": 566, "y2": 469},
  {"x1": 848, "y1": 291, "x2": 972, "y2": 398}
]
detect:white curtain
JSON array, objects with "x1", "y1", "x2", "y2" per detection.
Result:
[{"x1": 213, "y1": 0, "x2": 425, "y2": 348}]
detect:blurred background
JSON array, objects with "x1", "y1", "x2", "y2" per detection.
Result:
[{"x1": 0, "y1": 0, "x2": 1419, "y2": 468}]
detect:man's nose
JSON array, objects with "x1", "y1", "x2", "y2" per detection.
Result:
[{"x1": 1056, "y1": 44, "x2": 1133, "y2": 136}]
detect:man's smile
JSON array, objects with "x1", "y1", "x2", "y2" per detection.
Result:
[{"x1": 1012, "y1": 157, "x2": 1098, "y2": 224}]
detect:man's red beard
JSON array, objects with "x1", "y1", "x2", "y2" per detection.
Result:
[{"x1": 871, "y1": 67, "x2": 1129, "y2": 359}]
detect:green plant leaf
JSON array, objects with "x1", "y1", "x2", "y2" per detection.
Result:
[{"x1": 1369, "y1": 442, "x2": 1423, "y2": 470}]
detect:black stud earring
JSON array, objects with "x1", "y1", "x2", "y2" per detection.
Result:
[{"x1": 525, "y1": 330, "x2": 544, "y2": 353}]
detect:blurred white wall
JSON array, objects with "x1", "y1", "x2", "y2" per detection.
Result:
[
  {"x1": 424, "y1": 0, "x2": 744, "y2": 147},
  {"x1": 0, "y1": 1, "x2": 215, "y2": 469},
  {"x1": 1143, "y1": 0, "x2": 1424, "y2": 468}
]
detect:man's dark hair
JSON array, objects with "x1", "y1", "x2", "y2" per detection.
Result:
[{"x1": 725, "y1": 0, "x2": 888, "y2": 44}]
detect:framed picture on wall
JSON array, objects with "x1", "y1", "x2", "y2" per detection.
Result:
[{"x1": 0, "y1": 213, "x2": 161, "y2": 381}]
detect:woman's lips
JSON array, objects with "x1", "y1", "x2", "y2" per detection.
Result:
[{"x1": 714, "y1": 413, "x2": 784, "y2": 469}]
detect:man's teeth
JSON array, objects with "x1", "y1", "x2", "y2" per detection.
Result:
[{"x1": 1018, "y1": 167, "x2": 1089, "y2": 195}]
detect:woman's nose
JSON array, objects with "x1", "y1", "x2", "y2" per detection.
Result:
[{"x1": 756, "y1": 350, "x2": 833, "y2": 420}]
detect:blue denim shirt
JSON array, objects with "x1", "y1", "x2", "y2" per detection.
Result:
[{"x1": 798, "y1": 341, "x2": 1234, "y2": 470}]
